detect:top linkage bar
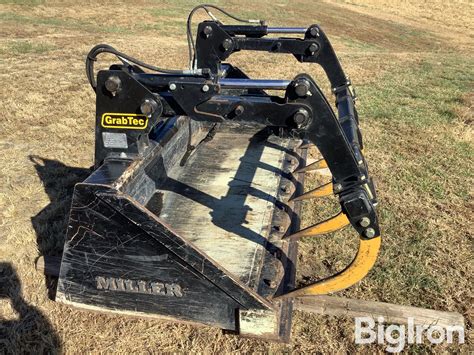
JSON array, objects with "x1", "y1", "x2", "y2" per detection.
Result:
[{"x1": 195, "y1": 21, "x2": 348, "y2": 89}]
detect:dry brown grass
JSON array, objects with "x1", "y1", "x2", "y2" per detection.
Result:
[{"x1": 0, "y1": 0, "x2": 473, "y2": 353}]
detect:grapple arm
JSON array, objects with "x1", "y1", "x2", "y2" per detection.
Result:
[
  {"x1": 89, "y1": 19, "x2": 380, "y2": 298},
  {"x1": 193, "y1": 21, "x2": 380, "y2": 241},
  {"x1": 192, "y1": 21, "x2": 381, "y2": 297}
]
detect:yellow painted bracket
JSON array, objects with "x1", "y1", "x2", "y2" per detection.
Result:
[{"x1": 274, "y1": 236, "x2": 381, "y2": 298}]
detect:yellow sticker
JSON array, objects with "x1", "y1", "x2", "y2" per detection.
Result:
[{"x1": 101, "y1": 113, "x2": 148, "y2": 130}]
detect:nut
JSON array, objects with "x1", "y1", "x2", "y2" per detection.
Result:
[
  {"x1": 309, "y1": 27, "x2": 319, "y2": 37},
  {"x1": 294, "y1": 79, "x2": 310, "y2": 97},
  {"x1": 222, "y1": 39, "x2": 233, "y2": 50},
  {"x1": 140, "y1": 99, "x2": 158, "y2": 116},
  {"x1": 105, "y1": 75, "x2": 121, "y2": 94},
  {"x1": 308, "y1": 43, "x2": 319, "y2": 54},
  {"x1": 234, "y1": 105, "x2": 244, "y2": 116},
  {"x1": 293, "y1": 108, "x2": 310, "y2": 127},
  {"x1": 364, "y1": 228, "x2": 376, "y2": 238},
  {"x1": 359, "y1": 217, "x2": 371, "y2": 228},
  {"x1": 203, "y1": 25, "x2": 213, "y2": 37}
]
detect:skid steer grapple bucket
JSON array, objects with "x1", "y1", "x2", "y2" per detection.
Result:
[{"x1": 55, "y1": 5, "x2": 380, "y2": 341}]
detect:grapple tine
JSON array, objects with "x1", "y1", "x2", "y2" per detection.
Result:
[
  {"x1": 283, "y1": 212, "x2": 349, "y2": 240},
  {"x1": 295, "y1": 158, "x2": 328, "y2": 173},
  {"x1": 299, "y1": 142, "x2": 314, "y2": 149},
  {"x1": 290, "y1": 182, "x2": 333, "y2": 202},
  {"x1": 274, "y1": 236, "x2": 381, "y2": 298}
]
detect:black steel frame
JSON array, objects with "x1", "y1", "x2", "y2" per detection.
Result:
[{"x1": 93, "y1": 21, "x2": 379, "y2": 239}]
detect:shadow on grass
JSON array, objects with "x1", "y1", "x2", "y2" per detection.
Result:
[
  {"x1": 0, "y1": 262, "x2": 61, "y2": 353},
  {"x1": 29, "y1": 155, "x2": 90, "y2": 299}
]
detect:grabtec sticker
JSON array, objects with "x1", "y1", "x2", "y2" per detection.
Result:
[{"x1": 101, "y1": 113, "x2": 148, "y2": 129}]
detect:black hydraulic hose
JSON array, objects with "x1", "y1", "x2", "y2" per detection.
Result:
[
  {"x1": 85, "y1": 44, "x2": 189, "y2": 91},
  {"x1": 186, "y1": 4, "x2": 263, "y2": 68},
  {"x1": 85, "y1": 5, "x2": 264, "y2": 91}
]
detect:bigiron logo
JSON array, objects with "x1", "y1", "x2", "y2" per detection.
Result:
[{"x1": 101, "y1": 113, "x2": 148, "y2": 129}]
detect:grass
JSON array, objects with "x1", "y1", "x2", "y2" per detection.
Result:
[
  {"x1": 0, "y1": 0, "x2": 472, "y2": 353},
  {"x1": 0, "y1": 12, "x2": 67, "y2": 27},
  {"x1": 0, "y1": 12, "x2": 133, "y2": 34},
  {"x1": 4, "y1": 40, "x2": 55, "y2": 54},
  {"x1": 0, "y1": 0, "x2": 44, "y2": 5},
  {"x1": 362, "y1": 56, "x2": 473, "y2": 126}
]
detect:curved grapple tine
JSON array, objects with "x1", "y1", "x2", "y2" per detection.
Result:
[
  {"x1": 283, "y1": 212, "x2": 349, "y2": 240},
  {"x1": 274, "y1": 236, "x2": 381, "y2": 299},
  {"x1": 295, "y1": 158, "x2": 328, "y2": 173},
  {"x1": 290, "y1": 182, "x2": 333, "y2": 202}
]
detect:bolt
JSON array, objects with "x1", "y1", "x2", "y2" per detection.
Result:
[
  {"x1": 358, "y1": 159, "x2": 364, "y2": 165},
  {"x1": 202, "y1": 84, "x2": 210, "y2": 92},
  {"x1": 234, "y1": 105, "x2": 244, "y2": 116},
  {"x1": 203, "y1": 25, "x2": 213, "y2": 37},
  {"x1": 308, "y1": 43, "x2": 319, "y2": 54},
  {"x1": 169, "y1": 83, "x2": 177, "y2": 91},
  {"x1": 276, "y1": 202, "x2": 285, "y2": 211},
  {"x1": 140, "y1": 99, "x2": 158, "y2": 116},
  {"x1": 333, "y1": 183, "x2": 343, "y2": 192},
  {"x1": 359, "y1": 217, "x2": 371, "y2": 228},
  {"x1": 281, "y1": 184, "x2": 291, "y2": 194},
  {"x1": 222, "y1": 39, "x2": 233, "y2": 51},
  {"x1": 364, "y1": 228, "x2": 376, "y2": 238},
  {"x1": 264, "y1": 278, "x2": 278, "y2": 288},
  {"x1": 105, "y1": 75, "x2": 121, "y2": 94},
  {"x1": 294, "y1": 79, "x2": 311, "y2": 97},
  {"x1": 293, "y1": 108, "x2": 310, "y2": 127},
  {"x1": 309, "y1": 27, "x2": 319, "y2": 37}
]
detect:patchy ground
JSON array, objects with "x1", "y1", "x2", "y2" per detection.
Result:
[{"x1": 0, "y1": 0, "x2": 472, "y2": 353}]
